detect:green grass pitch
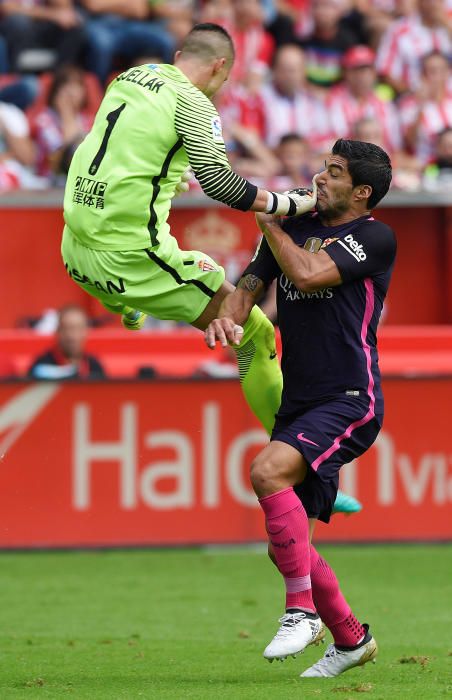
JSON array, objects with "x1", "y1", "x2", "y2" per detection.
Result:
[{"x1": 0, "y1": 544, "x2": 451, "y2": 699}]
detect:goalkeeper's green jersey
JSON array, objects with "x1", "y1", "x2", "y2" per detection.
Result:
[{"x1": 63, "y1": 63, "x2": 257, "y2": 252}]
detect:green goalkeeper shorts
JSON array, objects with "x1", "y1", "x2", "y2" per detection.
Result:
[{"x1": 61, "y1": 225, "x2": 225, "y2": 323}]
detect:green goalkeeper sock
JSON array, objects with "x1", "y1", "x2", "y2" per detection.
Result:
[{"x1": 232, "y1": 306, "x2": 282, "y2": 435}]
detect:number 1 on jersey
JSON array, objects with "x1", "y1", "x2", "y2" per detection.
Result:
[{"x1": 89, "y1": 103, "x2": 126, "y2": 176}]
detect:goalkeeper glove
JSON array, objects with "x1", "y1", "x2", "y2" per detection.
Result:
[
  {"x1": 265, "y1": 175, "x2": 318, "y2": 217},
  {"x1": 175, "y1": 167, "x2": 193, "y2": 196}
]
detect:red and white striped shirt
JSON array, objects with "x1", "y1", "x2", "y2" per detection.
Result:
[
  {"x1": 399, "y1": 93, "x2": 452, "y2": 163},
  {"x1": 216, "y1": 85, "x2": 266, "y2": 139},
  {"x1": 376, "y1": 15, "x2": 451, "y2": 90},
  {"x1": 327, "y1": 84, "x2": 402, "y2": 152},
  {"x1": 258, "y1": 82, "x2": 333, "y2": 150},
  {"x1": 220, "y1": 22, "x2": 274, "y2": 85}
]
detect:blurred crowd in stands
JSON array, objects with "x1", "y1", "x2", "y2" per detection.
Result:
[{"x1": 1, "y1": 0, "x2": 452, "y2": 194}]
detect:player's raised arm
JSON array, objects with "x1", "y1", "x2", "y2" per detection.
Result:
[
  {"x1": 255, "y1": 211, "x2": 342, "y2": 292},
  {"x1": 176, "y1": 92, "x2": 318, "y2": 216},
  {"x1": 173, "y1": 26, "x2": 317, "y2": 217}
]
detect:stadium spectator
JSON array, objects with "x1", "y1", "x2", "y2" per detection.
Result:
[
  {"x1": 399, "y1": 51, "x2": 452, "y2": 163},
  {"x1": 204, "y1": 138, "x2": 395, "y2": 675},
  {"x1": 423, "y1": 126, "x2": 452, "y2": 188},
  {"x1": 269, "y1": 133, "x2": 314, "y2": 189},
  {"x1": 28, "y1": 304, "x2": 105, "y2": 379},
  {"x1": 0, "y1": 74, "x2": 38, "y2": 111},
  {"x1": 225, "y1": 121, "x2": 280, "y2": 180},
  {"x1": 257, "y1": 44, "x2": 332, "y2": 149},
  {"x1": 0, "y1": 99, "x2": 39, "y2": 191},
  {"x1": 217, "y1": 0, "x2": 275, "y2": 85},
  {"x1": 327, "y1": 44, "x2": 402, "y2": 153},
  {"x1": 376, "y1": 0, "x2": 452, "y2": 93},
  {"x1": 298, "y1": 0, "x2": 359, "y2": 90},
  {"x1": 198, "y1": 0, "x2": 233, "y2": 24},
  {"x1": 355, "y1": 0, "x2": 416, "y2": 49},
  {"x1": 31, "y1": 66, "x2": 98, "y2": 182},
  {"x1": 158, "y1": 1, "x2": 194, "y2": 44},
  {"x1": 351, "y1": 115, "x2": 422, "y2": 189},
  {"x1": 259, "y1": 0, "x2": 297, "y2": 47},
  {"x1": 80, "y1": 0, "x2": 176, "y2": 84},
  {"x1": 0, "y1": 0, "x2": 86, "y2": 73}
]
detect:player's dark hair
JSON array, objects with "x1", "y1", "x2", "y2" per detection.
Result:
[
  {"x1": 332, "y1": 138, "x2": 392, "y2": 209},
  {"x1": 181, "y1": 23, "x2": 235, "y2": 63}
]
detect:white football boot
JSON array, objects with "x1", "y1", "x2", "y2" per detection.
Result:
[
  {"x1": 300, "y1": 625, "x2": 377, "y2": 677},
  {"x1": 263, "y1": 611, "x2": 323, "y2": 662}
]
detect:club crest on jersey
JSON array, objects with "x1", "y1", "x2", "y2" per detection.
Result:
[
  {"x1": 198, "y1": 259, "x2": 218, "y2": 272},
  {"x1": 211, "y1": 116, "x2": 223, "y2": 142},
  {"x1": 321, "y1": 237, "x2": 339, "y2": 248},
  {"x1": 304, "y1": 237, "x2": 322, "y2": 253}
]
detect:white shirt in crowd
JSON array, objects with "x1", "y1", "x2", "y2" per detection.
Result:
[
  {"x1": 376, "y1": 14, "x2": 451, "y2": 91},
  {"x1": 327, "y1": 84, "x2": 402, "y2": 153},
  {"x1": 258, "y1": 82, "x2": 332, "y2": 149}
]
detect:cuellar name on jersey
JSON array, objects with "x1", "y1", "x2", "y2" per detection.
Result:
[{"x1": 116, "y1": 68, "x2": 165, "y2": 93}]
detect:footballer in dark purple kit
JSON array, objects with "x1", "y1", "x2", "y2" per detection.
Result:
[{"x1": 205, "y1": 138, "x2": 396, "y2": 678}]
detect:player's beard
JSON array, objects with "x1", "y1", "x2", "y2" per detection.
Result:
[{"x1": 317, "y1": 194, "x2": 350, "y2": 222}]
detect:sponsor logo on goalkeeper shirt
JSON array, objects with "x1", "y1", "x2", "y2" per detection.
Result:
[
  {"x1": 64, "y1": 262, "x2": 126, "y2": 295},
  {"x1": 73, "y1": 176, "x2": 107, "y2": 209}
]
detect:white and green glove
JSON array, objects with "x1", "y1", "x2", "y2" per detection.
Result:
[
  {"x1": 266, "y1": 175, "x2": 318, "y2": 217},
  {"x1": 175, "y1": 167, "x2": 193, "y2": 196}
]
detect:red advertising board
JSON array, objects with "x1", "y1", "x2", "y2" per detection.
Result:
[
  {"x1": 1, "y1": 204, "x2": 452, "y2": 327},
  {"x1": 0, "y1": 379, "x2": 450, "y2": 548}
]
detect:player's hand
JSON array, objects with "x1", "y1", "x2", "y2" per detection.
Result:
[
  {"x1": 255, "y1": 211, "x2": 281, "y2": 232},
  {"x1": 175, "y1": 167, "x2": 193, "y2": 196},
  {"x1": 204, "y1": 318, "x2": 244, "y2": 349},
  {"x1": 284, "y1": 175, "x2": 318, "y2": 217}
]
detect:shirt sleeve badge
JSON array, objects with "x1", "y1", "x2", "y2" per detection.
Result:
[{"x1": 211, "y1": 116, "x2": 224, "y2": 143}]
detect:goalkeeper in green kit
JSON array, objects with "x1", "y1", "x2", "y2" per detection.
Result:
[{"x1": 62, "y1": 22, "x2": 360, "y2": 515}]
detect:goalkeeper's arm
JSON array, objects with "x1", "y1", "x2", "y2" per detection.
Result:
[
  {"x1": 251, "y1": 180, "x2": 318, "y2": 216},
  {"x1": 175, "y1": 91, "x2": 317, "y2": 216}
]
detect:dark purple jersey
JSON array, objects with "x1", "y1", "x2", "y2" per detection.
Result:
[{"x1": 243, "y1": 213, "x2": 397, "y2": 418}]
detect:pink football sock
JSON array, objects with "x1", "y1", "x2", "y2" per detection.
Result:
[
  {"x1": 310, "y1": 545, "x2": 365, "y2": 647},
  {"x1": 259, "y1": 487, "x2": 315, "y2": 612}
]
